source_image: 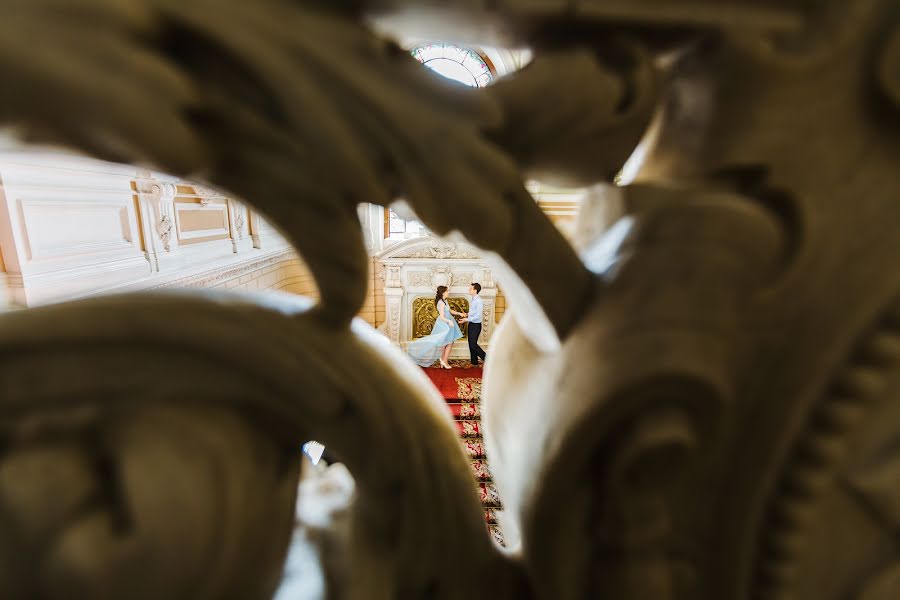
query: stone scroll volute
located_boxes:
[0,1,898,600]
[482,185,787,599]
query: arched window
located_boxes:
[411,43,494,87]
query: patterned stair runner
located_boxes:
[423,361,503,545]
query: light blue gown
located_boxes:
[407,300,463,367]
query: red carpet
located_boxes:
[422,365,483,400]
[422,361,503,545]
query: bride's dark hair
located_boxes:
[434,286,448,307]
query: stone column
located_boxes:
[480,287,498,343]
[384,287,404,344]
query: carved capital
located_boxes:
[384,264,402,288]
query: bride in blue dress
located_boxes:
[407,285,463,369]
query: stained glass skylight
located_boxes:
[411,44,494,88]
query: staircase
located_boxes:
[422,361,503,545]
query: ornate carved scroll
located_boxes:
[483,187,787,599]
[0,1,898,599]
[0,292,519,599]
[1,0,595,338]
[753,295,900,600]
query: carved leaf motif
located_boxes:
[389,301,401,341]
[234,211,245,238]
[158,214,173,252]
[193,184,222,198]
[407,271,432,287]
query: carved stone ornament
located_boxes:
[193,184,223,205]
[388,299,401,343]
[407,271,432,287]
[234,209,245,239]
[384,264,402,288]
[158,213,173,252]
[430,265,451,287]
[136,180,177,252]
[393,239,480,260]
[136,180,177,201]
[193,184,218,196]
[0,1,898,599]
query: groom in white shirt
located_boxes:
[456,283,487,366]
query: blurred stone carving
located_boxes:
[0,293,523,599]
[0,0,898,599]
[158,214,173,251]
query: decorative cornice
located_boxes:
[151,249,296,290]
[377,236,482,260]
[193,184,224,198]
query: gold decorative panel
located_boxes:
[412,297,468,339]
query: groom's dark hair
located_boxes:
[472,283,482,294]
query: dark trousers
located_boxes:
[467,322,486,364]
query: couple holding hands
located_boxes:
[408,283,487,370]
